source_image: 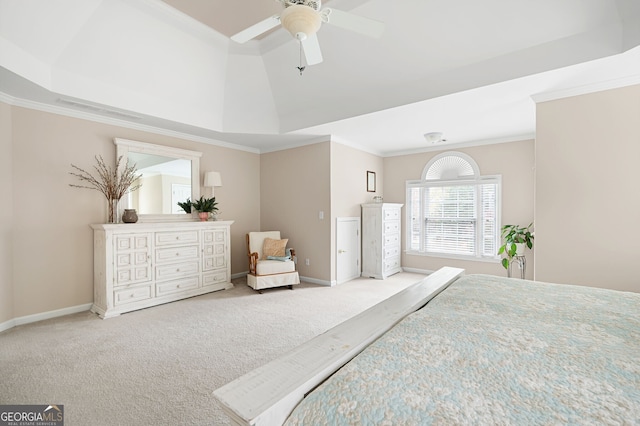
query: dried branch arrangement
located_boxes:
[70,155,141,222]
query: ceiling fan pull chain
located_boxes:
[297,41,306,76]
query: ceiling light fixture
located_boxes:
[280,3,322,76]
[281,4,322,42]
[424,132,445,144]
[231,0,384,74]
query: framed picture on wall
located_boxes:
[367,171,376,192]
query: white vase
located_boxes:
[515,243,526,256]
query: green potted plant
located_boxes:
[191,196,218,221]
[177,198,192,214]
[497,223,534,269]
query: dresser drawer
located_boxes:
[155,231,199,246]
[156,276,199,296]
[155,245,199,264]
[203,255,227,271]
[203,229,227,244]
[384,221,400,234]
[115,266,152,287]
[202,270,228,287]
[384,233,399,246]
[155,261,200,281]
[383,208,400,221]
[116,251,149,268]
[203,243,225,257]
[114,234,150,252]
[114,284,152,306]
[384,257,401,272]
[384,245,400,259]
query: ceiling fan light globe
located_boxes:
[281,4,321,39]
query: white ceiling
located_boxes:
[1,0,639,156]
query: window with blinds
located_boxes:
[407,152,500,260]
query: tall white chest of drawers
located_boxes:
[361,203,403,279]
[91,221,234,318]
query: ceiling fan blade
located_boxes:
[323,8,384,38]
[301,33,323,65]
[230,15,281,43]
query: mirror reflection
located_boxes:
[127,152,191,215]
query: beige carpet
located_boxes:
[0,272,427,425]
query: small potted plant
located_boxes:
[177,198,192,214]
[497,223,534,269]
[191,196,218,221]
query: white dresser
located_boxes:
[91,221,234,318]
[361,203,403,279]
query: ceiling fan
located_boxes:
[230,0,384,66]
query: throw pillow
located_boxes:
[266,255,291,261]
[263,238,288,258]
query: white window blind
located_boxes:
[425,185,475,255]
[406,153,500,260]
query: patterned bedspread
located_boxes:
[285,274,640,425]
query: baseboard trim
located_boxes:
[300,276,334,287]
[231,271,249,280]
[0,303,93,333]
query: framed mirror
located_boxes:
[115,138,202,222]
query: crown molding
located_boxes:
[258,134,331,154]
[383,133,536,157]
[531,74,640,103]
[0,90,260,154]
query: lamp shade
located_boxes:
[281,4,321,40]
[204,171,222,187]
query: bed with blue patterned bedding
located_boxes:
[284,274,640,425]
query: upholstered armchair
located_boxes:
[246,231,300,292]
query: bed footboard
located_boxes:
[213,267,465,426]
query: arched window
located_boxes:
[406,152,501,260]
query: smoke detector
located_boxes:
[424,132,446,144]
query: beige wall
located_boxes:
[535,85,640,292]
[4,84,637,324]
[330,142,384,281]
[260,141,383,284]
[331,142,384,219]
[260,142,332,282]
[384,140,536,278]
[0,102,14,323]
[7,104,260,318]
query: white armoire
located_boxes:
[361,203,403,279]
[91,220,233,318]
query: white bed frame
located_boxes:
[213,267,465,425]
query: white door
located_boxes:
[337,217,361,284]
[171,184,191,214]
